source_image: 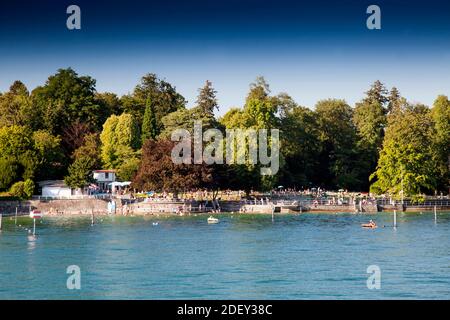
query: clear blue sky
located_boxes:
[1,0,449,115]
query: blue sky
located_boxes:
[1,0,449,115]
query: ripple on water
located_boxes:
[0,212,449,299]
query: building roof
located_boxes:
[38,180,71,188]
[93,170,116,173]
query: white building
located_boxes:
[39,180,73,198]
[93,170,117,191]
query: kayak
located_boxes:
[361,224,377,228]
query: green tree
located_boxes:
[126,73,186,131]
[100,113,140,169]
[353,83,388,189]
[32,130,64,181]
[315,99,361,189]
[0,125,38,183]
[195,80,219,117]
[0,157,19,190]
[95,92,123,124]
[0,81,35,128]
[9,179,35,199]
[31,68,101,133]
[279,105,321,188]
[387,87,401,114]
[246,76,270,103]
[364,80,389,108]
[371,104,437,196]
[73,133,102,169]
[141,98,158,143]
[100,115,120,168]
[117,157,141,181]
[431,95,450,192]
[218,77,280,193]
[64,156,95,189]
[115,113,140,150]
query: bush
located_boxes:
[0,157,19,190]
[9,179,35,200]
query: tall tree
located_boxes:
[64,156,95,189]
[73,133,102,169]
[95,92,123,123]
[132,139,212,193]
[387,87,401,114]
[431,95,450,192]
[141,98,158,143]
[127,73,186,131]
[370,104,437,196]
[32,130,65,181]
[0,81,35,128]
[364,80,389,109]
[246,76,271,103]
[315,99,361,189]
[100,113,140,169]
[195,80,219,117]
[279,105,321,188]
[0,125,38,185]
[31,68,101,133]
[353,86,388,189]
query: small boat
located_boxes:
[207,216,219,224]
[361,223,377,229]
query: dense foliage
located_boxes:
[0,68,448,199]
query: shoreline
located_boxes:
[1,198,449,218]
[3,209,449,221]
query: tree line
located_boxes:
[0,68,448,199]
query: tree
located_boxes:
[0,125,34,158]
[100,113,140,169]
[141,98,158,143]
[73,133,102,169]
[117,157,141,181]
[132,139,212,193]
[0,157,19,190]
[61,120,93,157]
[195,80,219,117]
[100,115,120,168]
[64,156,95,189]
[115,113,140,150]
[370,104,437,196]
[32,130,65,181]
[364,80,388,108]
[387,87,401,114]
[0,81,34,128]
[279,105,321,188]
[246,76,271,103]
[0,125,39,183]
[31,68,101,133]
[95,92,123,122]
[126,73,186,131]
[431,95,450,192]
[353,87,387,189]
[218,78,281,193]
[315,99,361,189]
[9,179,35,199]
[160,105,220,139]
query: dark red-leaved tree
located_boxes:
[132,139,213,194]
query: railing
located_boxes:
[377,199,450,206]
[31,194,113,200]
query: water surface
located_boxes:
[0,212,449,299]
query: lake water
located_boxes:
[0,212,449,299]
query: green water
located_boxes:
[0,212,449,299]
